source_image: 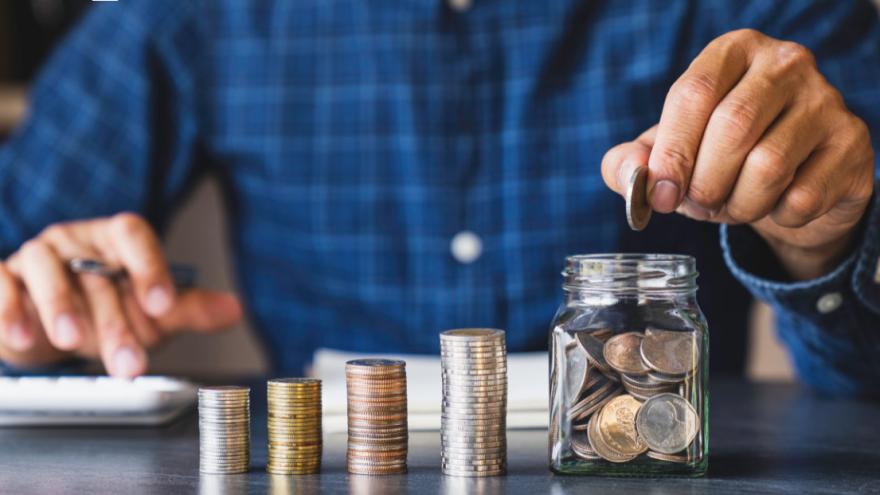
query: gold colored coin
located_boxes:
[596,394,647,457]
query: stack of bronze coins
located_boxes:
[440,329,508,477]
[198,386,251,474]
[345,359,409,475]
[267,378,323,474]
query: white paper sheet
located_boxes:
[312,348,549,432]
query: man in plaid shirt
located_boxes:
[1,0,879,395]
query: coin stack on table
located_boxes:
[198,386,251,474]
[566,327,701,463]
[345,359,409,475]
[440,328,508,477]
[267,378,323,475]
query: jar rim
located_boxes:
[565,253,695,264]
[562,253,698,294]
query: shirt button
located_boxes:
[816,292,843,314]
[448,0,472,12]
[451,231,482,264]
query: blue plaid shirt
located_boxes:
[3,0,880,394]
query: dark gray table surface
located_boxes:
[0,377,878,495]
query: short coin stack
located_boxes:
[440,328,508,477]
[345,359,409,475]
[198,386,251,474]
[267,378,323,474]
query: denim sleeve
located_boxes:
[0,0,203,258]
[721,188,880,396]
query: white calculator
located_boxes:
[0,375,197,426]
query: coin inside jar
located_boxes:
[595,394,647,458]
[604,332,651,376]
[635,393,700,454]
[640,328,699,376]
[587,410,637,463]
[576,332,611,372]
[565,342,589,404]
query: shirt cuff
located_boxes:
[720,186,880,319]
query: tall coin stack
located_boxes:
[199,386,251,474]
[345,359,409,475]
[267,378,323,475]
[440,328,508,477]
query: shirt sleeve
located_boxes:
[0,0,204,258]
[721,192,880,397]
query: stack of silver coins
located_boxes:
[346,359,409,475]
[440,329,508,477]
[198,386,251,474]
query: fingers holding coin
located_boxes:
[602,29,874,276]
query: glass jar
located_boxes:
[548,254,708,477]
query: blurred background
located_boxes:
[0,0,793,381]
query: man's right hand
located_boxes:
[0,213,243,377]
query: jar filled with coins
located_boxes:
[548,254,708,476]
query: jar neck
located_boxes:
[563,287,697,303]
[561,254,698,300]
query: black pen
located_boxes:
[67,258,198,289]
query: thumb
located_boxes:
[157,290,243,334]
[601,126,657,196]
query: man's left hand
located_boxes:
[602,29,874,280]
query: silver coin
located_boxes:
[570,430,600,460]
[565,342,589,405]
[621,381,676,400]
[199,385,250,395]
[441,456,506,465]
[576,332,610,371]
[621,372,672,388]
[635,393,700,454]
[441,445,506,455]
[625,165,651,231]
[443,376,506,383]
[440,328,506,339]
[570,385,622,421]
[441,466,506,477]
[646,370,687,384]
[442,404,506,413]
[441,458,506,468]
[440,422,507,432]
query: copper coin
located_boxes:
[625,165,651,231]
[640,328,698,376]
[604,332,651,375]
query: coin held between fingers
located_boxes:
[625,166,652,231]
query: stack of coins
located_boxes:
[440,328,508,477]
[198,386,251,474]
[345,359,409,475]
[564,327,701,464]
[267,378,323,475]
